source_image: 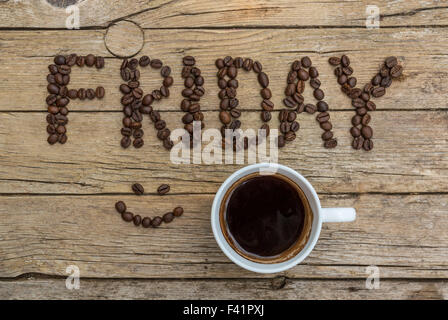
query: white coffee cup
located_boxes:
[211,163,356,273]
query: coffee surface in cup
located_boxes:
[224,175,306,258]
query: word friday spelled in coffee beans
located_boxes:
[44,54,403,151]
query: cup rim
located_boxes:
[211,163,323,273]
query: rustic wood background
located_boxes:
[0,0,447,300]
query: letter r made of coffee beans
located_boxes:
[45,54,403,152]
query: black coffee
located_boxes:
[224,175,306,258]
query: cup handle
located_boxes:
[321,208,356,223]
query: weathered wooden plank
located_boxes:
[0,28,447,112]
[1,277,447,300]
[0,0,447,28]
[0,194,447,279]
[0,111,447,194]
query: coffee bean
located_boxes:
[324,138,338,149]
[151,216,163,227]
[115,200,127,214]
[182,56,195,66]
[139,56,151,67]
[366,101,376,111]
[347,77,357,88]
[134,129,144,139]
[390,64,403,78]
[219,111,231,125]
[258,72,269,88]
[47,105,59,114]
[95,56,105,69]
[227,66,237,79]
[230,109,241,118]
[351,115,362,126]
[47,124,56,134]
[283,131,295,142]
[163,138,174,150]
[287,111,297,122]
[337,74,348,85]
[121,69,131,81]
[371,74,381,86]
[133,214,142,226]
[361,126,373,139]
[313,89,324,100]
[280,122,290,134]
[163,212,174,223]
[133,138,144,148]
[328,57,341,66]
[215,59,225,69]
[305,104,317,114]
[242,58,253,71]
[343,67,353,76]
[356,107,367,116]
[322,131,333,141]
[316,112,330,123]
[47,134,59,145]
[297,69,309,81]
[150,59,163,69]
[182,113,194,124]
[277,135,286,148]
[56,125,66,135]
[121,127,132,136]
[317,101,329,112]
[58,65,71,75]
[385,56,398,68]
[122,212,134,222]
[85,54,96,67]
[363,139,374,151]
[152,90,162,100]
[86,89,95,100]
[352,98,366,108]
[309,67,319,78]
[121,136,131,148]
[54,55,66,65]
[253,61,262,73]
[372,87,386,98]
[157,184,170,195]
[47,84,59,95]
[290,121,300,132]
[173,207,184,217]
[260,88,272,99]
[341,55,350,67]
[95,86,105,99]
[350,126,361,137]
[352,136,364,150]
[142,217,152,228]
[310,78,321,89]
[320,121,332,131]
[161,66,171,78]
[283,96,296,108]
[261,111,271,122]
[164,76,174,87]
[160,86,170,97]
[58,134,67,144]
[380,65,390,77]
[301,56,312,68]
[132,183,144,195]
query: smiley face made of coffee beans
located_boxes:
[45,54,403,152]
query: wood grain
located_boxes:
[1,277,447,300]
[0,0,447,28]
[0,111,447,194]
[0,194,447,279]
[0,28,447,112]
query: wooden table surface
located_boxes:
[1,0,448,300]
